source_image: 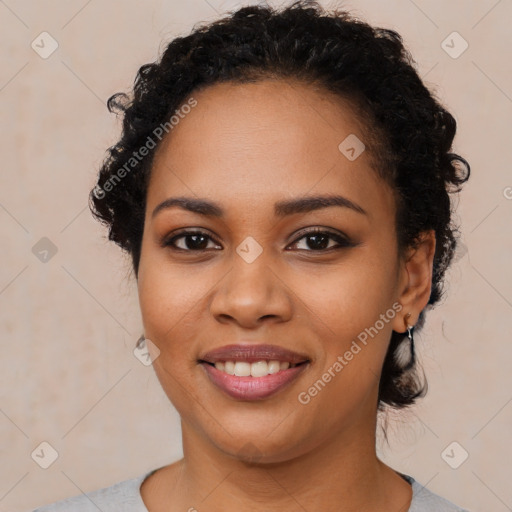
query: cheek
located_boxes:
[293,250,399,406]
[137,240,206,331]
[296,249,399,332]
[137,261,203,409]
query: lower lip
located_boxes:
[200,362,309,401]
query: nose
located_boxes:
[209,250,293,329]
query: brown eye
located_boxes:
[162,230,221,251]
[288,228,355,252]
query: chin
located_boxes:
[206,424,313,465]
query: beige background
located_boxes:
[1,1,511,511]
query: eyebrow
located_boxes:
[151,194,367,219]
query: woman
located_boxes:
[34,1,470,510]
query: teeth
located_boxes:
[250,361,270,378]
[224,361,235,375]
[268,360,281,374]
[213,360,300,377]
[234,362,251,377]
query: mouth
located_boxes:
[198,344,311,400]
[199,360,310,400]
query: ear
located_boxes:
[392,229,436,333]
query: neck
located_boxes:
[160,412,408,512]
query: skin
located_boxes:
[136,79,436,512]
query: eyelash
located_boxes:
[161,227,355,253]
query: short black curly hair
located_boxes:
[89,0,470,411]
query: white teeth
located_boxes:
[268,361,281,374]
[213,359,301,377]
[234,361,251,377]
[250,361,269,378]
[224,361,235,375]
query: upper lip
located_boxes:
[199,344,310,365]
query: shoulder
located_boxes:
[403,473,470,512]
[31,471,155,512]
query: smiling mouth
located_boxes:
[199,359,310,401]
[199,359,309,378]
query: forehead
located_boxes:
[147,79,394,221]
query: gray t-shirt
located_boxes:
[31,469,469,511]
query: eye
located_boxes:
[162,229,221,251]
[161,227,355,253]
[287,227,355,252]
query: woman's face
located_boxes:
[137,79,411,462]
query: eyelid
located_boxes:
[161,226,355,252]
[288,226,351,244]
[287,227,355,251]
[160,228,221,249]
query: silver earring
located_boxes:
[136,333,145,349]
[402,323,415,371]
[394,313,416,370]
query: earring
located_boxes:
[136,333,145,349]
[402,313,416,371]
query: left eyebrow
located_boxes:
[274,194,367,217]
[151,194,367,219]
